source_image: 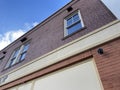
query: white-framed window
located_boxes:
[5,43,30,69]
[64,10,84,36]
[19,43,30,62]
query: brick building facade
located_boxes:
[0,0,120,90]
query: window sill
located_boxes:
[62,26,87,40]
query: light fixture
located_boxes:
[67,6,73,12]
[3,51,6,54]
[20,37,27,42]
[97,48,104,55]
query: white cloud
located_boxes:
[0,22,39,50]
[32,22,39,27]
[24,22,39,30]
[0,30,25,50]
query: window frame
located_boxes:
[4,42,30,69]
[64,10,84,36]
[5,47,21,68]
[18,43,30,62]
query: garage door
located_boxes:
[8,58,103,90]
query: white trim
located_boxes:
[0,20,120,86]
[64,19,67,36]
[78,10,84,27]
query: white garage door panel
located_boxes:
[8,58,103,90]
[33,59,103,90]
[8,88,17,90]
[18,82,32,90]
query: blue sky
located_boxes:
[0,0,71,50]
[0,0,72,34]
[0,0,120,50]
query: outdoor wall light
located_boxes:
[97,48,104,55]
[20,37,27,43]
[3,51,6,54]
[67,6,73,12]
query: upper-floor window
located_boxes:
[64,11,84,36]
[19,43,29,61]
[5,43,30,69]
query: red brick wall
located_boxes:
[92,38,120,90]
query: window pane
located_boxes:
[6,58,15,68]
[67,17,72,26]
[22,44,29,52]
[13,48,20,58]
[7,48,20,67]
[67,22,82,35]
[10,58,16,66]
[73,14,80,23]
[19,53,26,61]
